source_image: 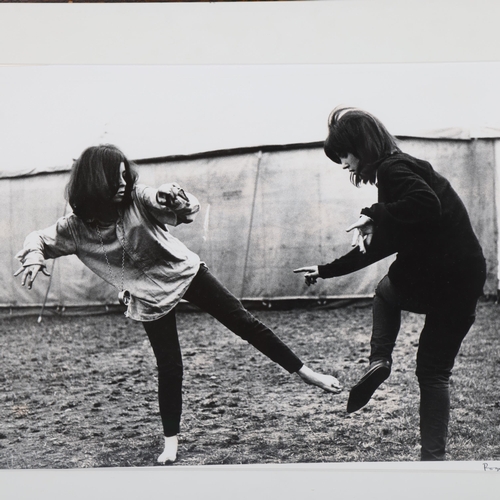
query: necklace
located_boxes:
[96,217,131,306]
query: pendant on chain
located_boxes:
[96,218,132,307]
[118,290,131,306]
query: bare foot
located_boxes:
[158,435,178,464]
[297,365,342,394]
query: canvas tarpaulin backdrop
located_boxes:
[2,134,498,310]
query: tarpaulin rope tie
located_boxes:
[37,199,69,323]
[241,150,262,299]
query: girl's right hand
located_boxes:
[14,264,50,290]
[346,215,374,254]
[293,266,319,286]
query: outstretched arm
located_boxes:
[295,221,396,284]
[14,217,77,290]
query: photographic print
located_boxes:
[1,2,500,499]
[1,62,500,469]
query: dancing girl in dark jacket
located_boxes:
[295,107,486,460]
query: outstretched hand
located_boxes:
[346,215,374,254]
[14,264,50,290]
[294,266,319,286]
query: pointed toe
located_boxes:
[347,360,391,413]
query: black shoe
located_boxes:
[346,360,391,413]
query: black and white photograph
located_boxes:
[1,2,500,499]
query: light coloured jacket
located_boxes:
[17,184,201,321]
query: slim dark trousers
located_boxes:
[370,275,481,461]
[143,264,303,437]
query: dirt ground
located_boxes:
[1,299,499,468]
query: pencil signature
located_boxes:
[483,463,500,472]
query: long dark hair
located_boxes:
[324,107,400,186]
[66,144,138,222]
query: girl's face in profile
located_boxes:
[111,162,127,203]
[339,153,359,174]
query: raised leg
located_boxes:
[184,264,341,393]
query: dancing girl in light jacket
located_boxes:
[15,144,341,464]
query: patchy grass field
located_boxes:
[1,299,499,468]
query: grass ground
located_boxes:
[1,299,499,468]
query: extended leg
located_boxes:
[347,276,403,413]
[370,276,403,364]
[183,265,341,393]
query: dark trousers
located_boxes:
[143,264,303,437]
[370,273,483,460]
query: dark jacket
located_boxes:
[318,152,485,301]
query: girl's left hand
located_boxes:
[157,183,188,208]
[294,266,319,286]
[346,215,374,254]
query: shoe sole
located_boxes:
[346,364,391,413]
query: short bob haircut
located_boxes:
[324,107,400,186]
[66,144,138,222]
